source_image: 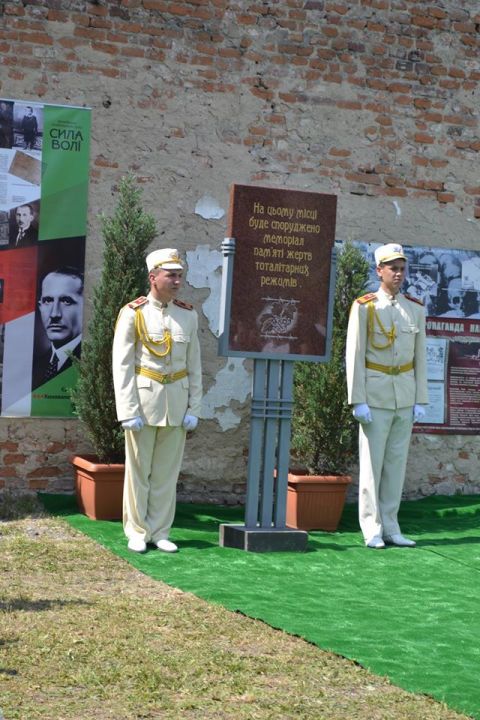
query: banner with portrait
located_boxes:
[0,99,91,417]
[355,241,480,434]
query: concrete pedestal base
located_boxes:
[219,524,308,553]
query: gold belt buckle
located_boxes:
[163,374,172,384]
[391,366,400,375]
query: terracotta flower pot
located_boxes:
[286,472,351,532]
[71,454,124,521]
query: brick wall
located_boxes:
[0,0,479,499]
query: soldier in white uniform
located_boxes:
[346,243,428,549]
[113,248,202,553]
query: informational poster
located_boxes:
[0,99,91,418]
[220,184,337,361]
[356,242,480,435]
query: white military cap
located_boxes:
[146,248,184,271]
[374,243,407,266]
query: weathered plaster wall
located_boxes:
[0,0,479,500]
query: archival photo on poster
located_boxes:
[355,241,480,435]
[0,98,91,419]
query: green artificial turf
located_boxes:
[40,493,480,719]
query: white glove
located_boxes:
[353,403,372,424]
[122,416,145,431]
[413,404,426,423]
[182,414,198,432]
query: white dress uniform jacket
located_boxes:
[346,287,428,409]
[113,293,202,425]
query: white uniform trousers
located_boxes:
[123,425,186,544]
[358,406,413,542]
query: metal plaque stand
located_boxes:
[219,358,308,551]
[218,237,307,551]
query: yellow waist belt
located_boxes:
[365,360,414,376]
[135,366,188,384]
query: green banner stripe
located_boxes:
[30,364,78,417]
[39,106,91,241]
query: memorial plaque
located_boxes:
[220,184,337,361]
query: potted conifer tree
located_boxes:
[288,241,369,531]
[70,175,156,519]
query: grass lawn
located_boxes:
[0,493,472,720]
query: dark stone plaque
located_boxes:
[225,184,337,360]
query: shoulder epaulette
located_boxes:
[127,296,148,309]
[356,293,377,305]
[173,298,193,311]
[404,293,424,306]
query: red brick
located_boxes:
[388,82,410,93]
[449,67,466,79]
[385,176,404,187]
[91,41,119,55]
[17,31,53,45]
[265,114,285,124]
[415,132,435,144]
[367,22,385,33]
[453,140,471,150]
[250,87,274,101]
[75,26,107,40]
[237,14,257,25]
[0,467,18,477]
[4,454,26,465]
[15,56,41,69]
[375,114,392,126]
[437,192,455,203]
[5,4,25,15]
[47,10,68,22]
[336,100,362,110]
[248,126,268,136]
[414,98,431,109]
[444,114,472,126]
[438,79,460,90]
[76,64,121,78]
[366,78,387,90]
[422,112,443,123]
[88,2,108,15]
[120,45,145,57]
[142,0,168,5]
[395,96,412,106]
[345,172,381,186]
[278,92,299,103]
[90,17,111,30]
[383,187,408,197]
[413,156,429,167]
[219,48,242,59]
[27,467,61,479]
[0,441,18,451]
[327,3,349,15]
[424,180,444,191]
[105,31,124,42]
[430,64,447,76]
[28,479,49,490]
[412,15,436,29]
[453,22,476,34]
[329,147,351,156]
